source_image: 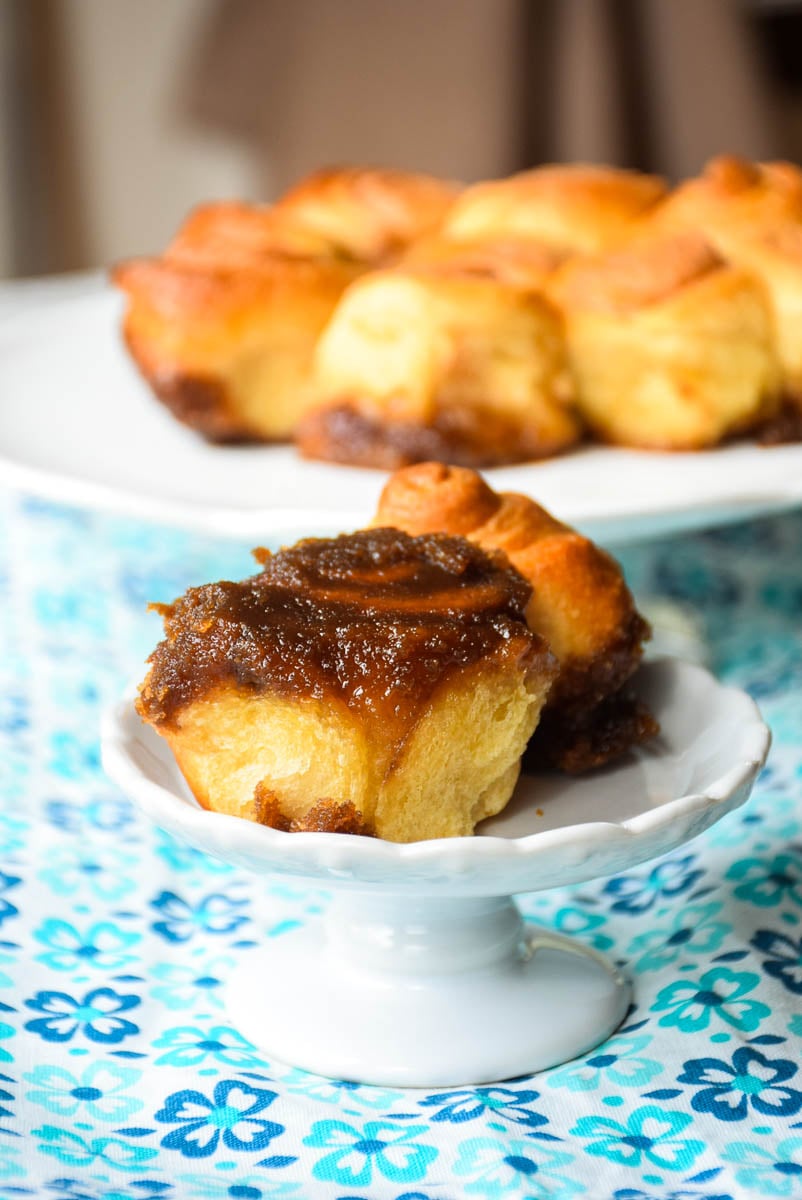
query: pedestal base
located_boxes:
[225,896,630,1087]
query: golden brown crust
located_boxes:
[547,230,781,450]
[650,155,802,250]
[301,267,580,468]
[297,399,580,470]
[164,202,320,267]
[403,235,567,290]
[442,164,667,254]
[268,166,460,263]
[113,254,360,442]
[548,232,724,315]
[371,463,653,770]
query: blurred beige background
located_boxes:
[3,0,802,279]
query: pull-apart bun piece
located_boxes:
[137,528,556,842]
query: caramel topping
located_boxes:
[138,528,539,730]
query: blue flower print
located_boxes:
[678,1048,802,1122]
[0,691,28,736]
[603,855,703,915]
[34,1126,156,1172]
[550,906,613,951]
[546,1032,663,1092]
[0,870,21,926]
[571,1105,704,1170]
[24,1061,143,1121]
[149,959,232,1011]
[0,814,28,857]
[155,1080,282,1158]
[34,920,140,971]
[651,967,769,1033]
[152,1024,266,1068]
[722,1136,802,1195]
[49,732,100,781]
[614,1192,732,1200]
[0,1021,15,1062]
[25,987,140,1043]
[626,901,729,972]
[452,1134,582,1197]
[418,1085,547,1128]
[37,845,137,900]
[653,556,740,608]
[173,1175,300,1199]
[45,794,134,834]
[42,1182,172,1200]
[278,1068,403,1110]
[303,1119,437,1187]
[151,892,249,943]
[727,853,802,908]
[752,930,802,994]
[154,830,233,876]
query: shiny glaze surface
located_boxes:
[138,527,543,729]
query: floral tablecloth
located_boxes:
[0,486,801,1200]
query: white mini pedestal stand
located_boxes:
[102,659,770,1088]
[226,893,630,1086]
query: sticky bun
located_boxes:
[137,528,556,842]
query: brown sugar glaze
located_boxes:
[138,528,545,741]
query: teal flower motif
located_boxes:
[152,1024,267,1068]
[49,731,100,780]
[626,901,729,972]
[551,906,613,951]
[722,1135,802,1195]
[546,1032,662,1092]
[37,844,138,900]
[651,967,769,1033]
[279,1067,403,1110]
[304,1119,437,1187]
[149,957,232,1011]
[0,814,28,856]
[24,1060,143,1121]
[154,829,234,874]
[727,853,802,908]
[571,1105,704,1170]
[0,1144,23,1182]
[33,1125,157,1171]
[452,1134,582,1197]
[0,1021,15,1062]
[34,918,140,971]
[175,1174,301,1198]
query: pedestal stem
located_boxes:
[325,894,525,975]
